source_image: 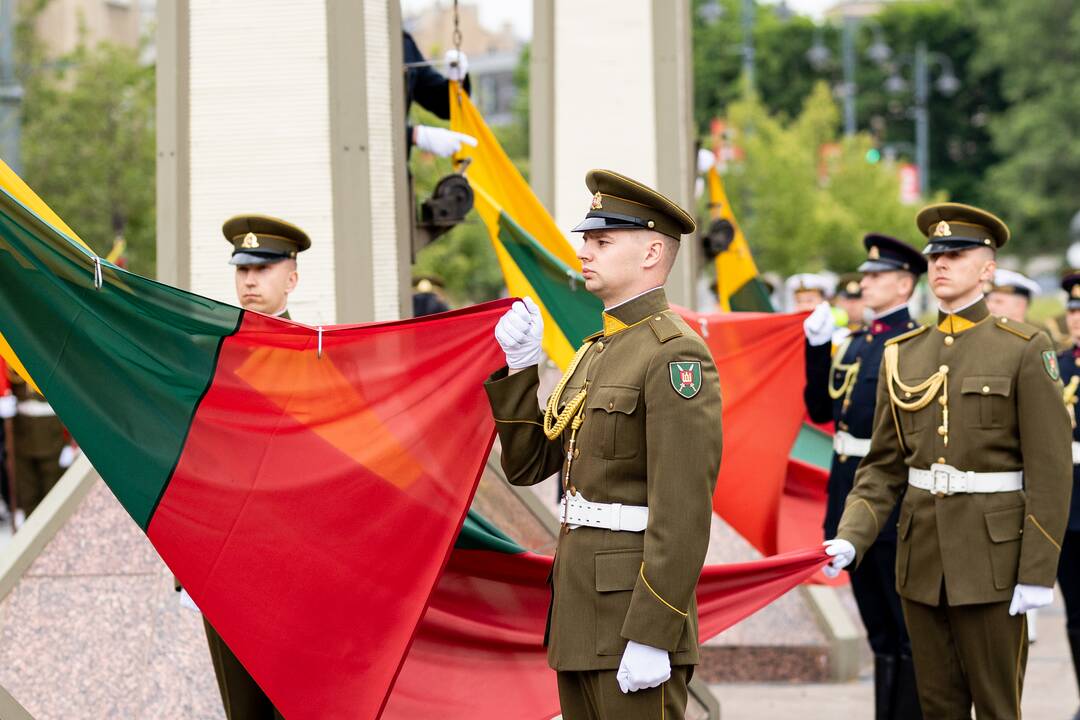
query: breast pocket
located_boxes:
[586,385,642,459]
[961,376,1012,429]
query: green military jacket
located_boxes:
[838,298,1072,606]
[485,288,723,671]
[10,374,65,459]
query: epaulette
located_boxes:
[994,317,1039,341]
[884,325,929,346]
[649,312,684,343]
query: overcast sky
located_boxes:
[399,0,838,40]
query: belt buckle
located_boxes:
[930,463,956,496]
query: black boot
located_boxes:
[1069,631,1080,720]
[891,654,923,720]
[874,654,897,720]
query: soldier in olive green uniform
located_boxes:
[186,215,310,720]
[824,203,1072,718]
[9,370,67,519]
[486,170,723,720]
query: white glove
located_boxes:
[444,49,468,81]
[0,393,14,419]
[494,297,544,369]
[803,301,835,347]
[823,538,855,578]
[58,445,78,469]
[697,147,717,175]
[413,125,478,158]
[616,640,671,693]
[1009,584,1054,616]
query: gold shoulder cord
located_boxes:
[544,340,599,507]
[883,343,949,447]
[1063,375,1079,429]
[828,338,860,411]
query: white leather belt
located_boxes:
[1073,441,1080,466]
[17,399,55,417]
[833,431,871,458]
[908,463,1023,496]
[561,492,649,532]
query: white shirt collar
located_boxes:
[604,286,664,312]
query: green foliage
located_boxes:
[969,0,1080,255]
[721,82,932,276]
[17,10,155,276]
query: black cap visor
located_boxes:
[921,238,990,256]
[858,259,909,273]
[572,211,649,234]
[230,250,291,266]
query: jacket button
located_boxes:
[608,401,614,410]
[982,385,990,393]
[937,426,947,436]
[596,342,605,353]
[944,336,954,346]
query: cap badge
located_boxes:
[591,192,603,210]
[241,232,260,249]
[868,245,880,260]
[933,221,952,237]
[1072,285,1080,299]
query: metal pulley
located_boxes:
[413,159,474,253]
[702,217,735,260]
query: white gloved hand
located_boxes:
[823,538,856,578]
[0,393,14,419]
[444,49,468,81]
[616,640,671,693]
[803,301,835,347]
[697,147,717,175]
[1009,584,1054,616]
[494,297,544,369]
[58,445,78,469]
[413,125,478,158]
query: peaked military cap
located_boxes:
[571,169,696,241]
[224,214,311,266]
[836,272,863,298]
[859,233,928,275]
[786,273,832,297]
[916,202,1009,255]
[1062,271,1080,310]
[988,268,1039,298]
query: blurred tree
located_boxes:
[693,0,1006,209]
[721,82,934,276]
[969,0,1080,256]
[18,12,155,275]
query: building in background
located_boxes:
[404,2,523,126]
[30,0,143,57]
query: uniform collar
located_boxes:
[602,287,669,336]
[937,297,989,335]
[869,304,911,335]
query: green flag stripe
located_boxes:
[456,509,525,554]
[0,188,242,528]
[789,423,833,470]
[728,277,775,313]
[496,211,603,344]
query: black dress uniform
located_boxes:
[403,31,471,152]
[804,234,925,719]
[1057,272,1080,720]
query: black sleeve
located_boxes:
[404,32,471,121]
[803,340,834,424]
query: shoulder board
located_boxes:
[884,325,929,346]
[649,312,684,343]
[994,318,1038,341]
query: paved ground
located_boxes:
[711,594,1078,719]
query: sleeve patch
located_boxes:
[1043,350,1061,381]
[669,361,702,398]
